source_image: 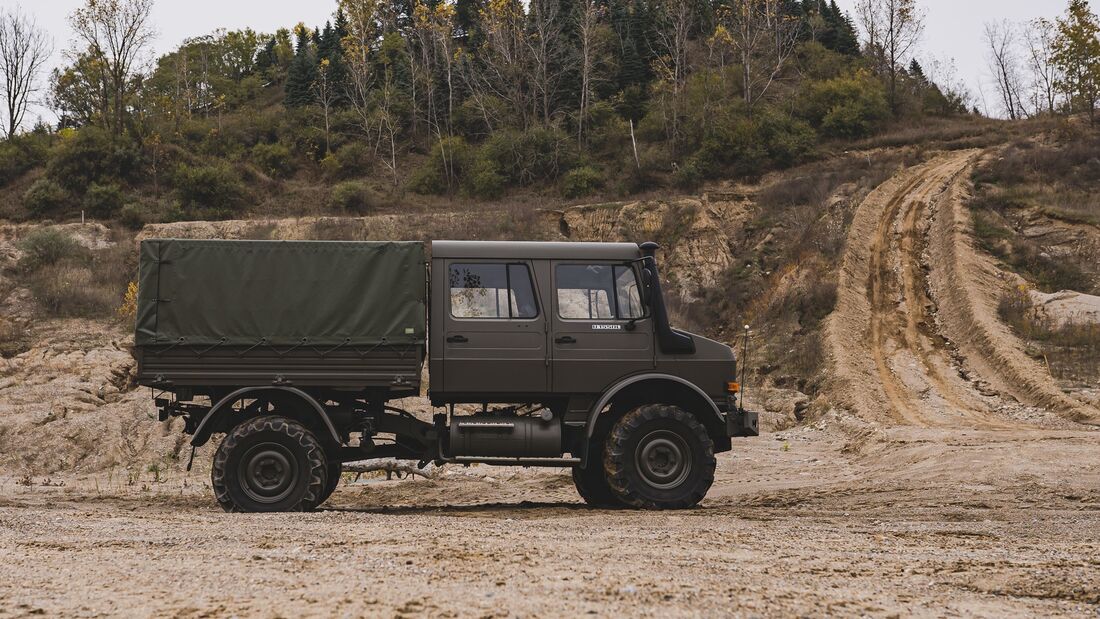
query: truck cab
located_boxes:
[137,239,757,513]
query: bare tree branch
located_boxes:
[0,7,53,137]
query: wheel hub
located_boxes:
[239,443,298,504]
[635,430,692,490]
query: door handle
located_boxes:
[555,336,577,344]
[446,335,468,343]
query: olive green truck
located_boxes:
[135,239,758,512]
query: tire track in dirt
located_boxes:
[827,150,1099,429]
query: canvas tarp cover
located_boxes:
[136,239,426,347]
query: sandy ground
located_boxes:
[1,422,1098,618]
[2,151,1099,617]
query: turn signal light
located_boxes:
[726,382,740,394]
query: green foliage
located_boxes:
[118,203,148,230]
[329,180,372,212]
[0,133,51,186]
[17,228,87,272]
[174,162,247,218]
[47,126,142,192]
[464,154,506,200]
[1052,0,1100,124]
[687,110,815,179]
[251,142,296,178]
[479,127,578,186]
[83,182,124,218]
[285,25,318,107]
[801,72,890,139]
[561,166,605,198]
[22,178,69,216]
[321,142,372,180]
[409,136,472,195]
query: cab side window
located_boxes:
[449,263,538,319]
[556,264,644,320]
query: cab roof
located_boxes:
[431,240,642,261]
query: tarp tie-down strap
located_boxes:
[238,338,267,357]
[194,338,228,356]
[313,338,351,358]
[151,337,186,356]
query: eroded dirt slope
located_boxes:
[826,150,1099,428]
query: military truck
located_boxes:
[135,239,757,512]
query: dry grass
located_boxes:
[16,228,136,320]
[998,286,1100,385]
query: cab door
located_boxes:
[441,261,548,395]
[550,262,653,393]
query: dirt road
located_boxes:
[1,152,1099,617]
[2,424,1098,618]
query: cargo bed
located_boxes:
[134,239,426,393]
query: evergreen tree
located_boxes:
[828,0,860,56]
[909,58,926,83]
[285,25,317,107]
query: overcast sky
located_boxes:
[0,0,1074,126]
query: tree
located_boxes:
[0,7,53,138]
[985,20,1025,120]
[284,23,316,107]
[50,51,110,128]
[69,0,157,135]
[1023,18,1060,115]
[576,0,605,143]
[856,0,924,113]
[1052,0,1100,126]
[527,0,569,125]
[313,58,337,154]
[713,0,801,111]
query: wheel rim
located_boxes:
[635,430,692,490]
[239,443,299,504]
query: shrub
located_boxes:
[672,160,703,190]
[801,71,890,139]
[409,136,472,195]
[17,228,87,272]
[251,142,296,178]
[47,126,142,192]
[0,133,50,186]
[322,142,371,180]
[174,162,247,218]
[22,178,69,216]
[329,180,372,212]
[464,154,506,200]
[479,127,578,186]
[118,203,148,230]
[561,166,604,198]
[83,182,124,219]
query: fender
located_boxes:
[585,373,724,439]
[190,386,341,447]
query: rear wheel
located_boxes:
[604,404,715,509]
[211,416,328,513]
[571,439,621,507]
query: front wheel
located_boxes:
[604,404,715,509]
[211,416,328,513]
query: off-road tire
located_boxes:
[604,404,715,509]
[571,439,621,508]
[211,416,328,513]
[317,460,343,505]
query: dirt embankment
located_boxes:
[826,150,1099,428]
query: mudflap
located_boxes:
[725,409,759,437]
